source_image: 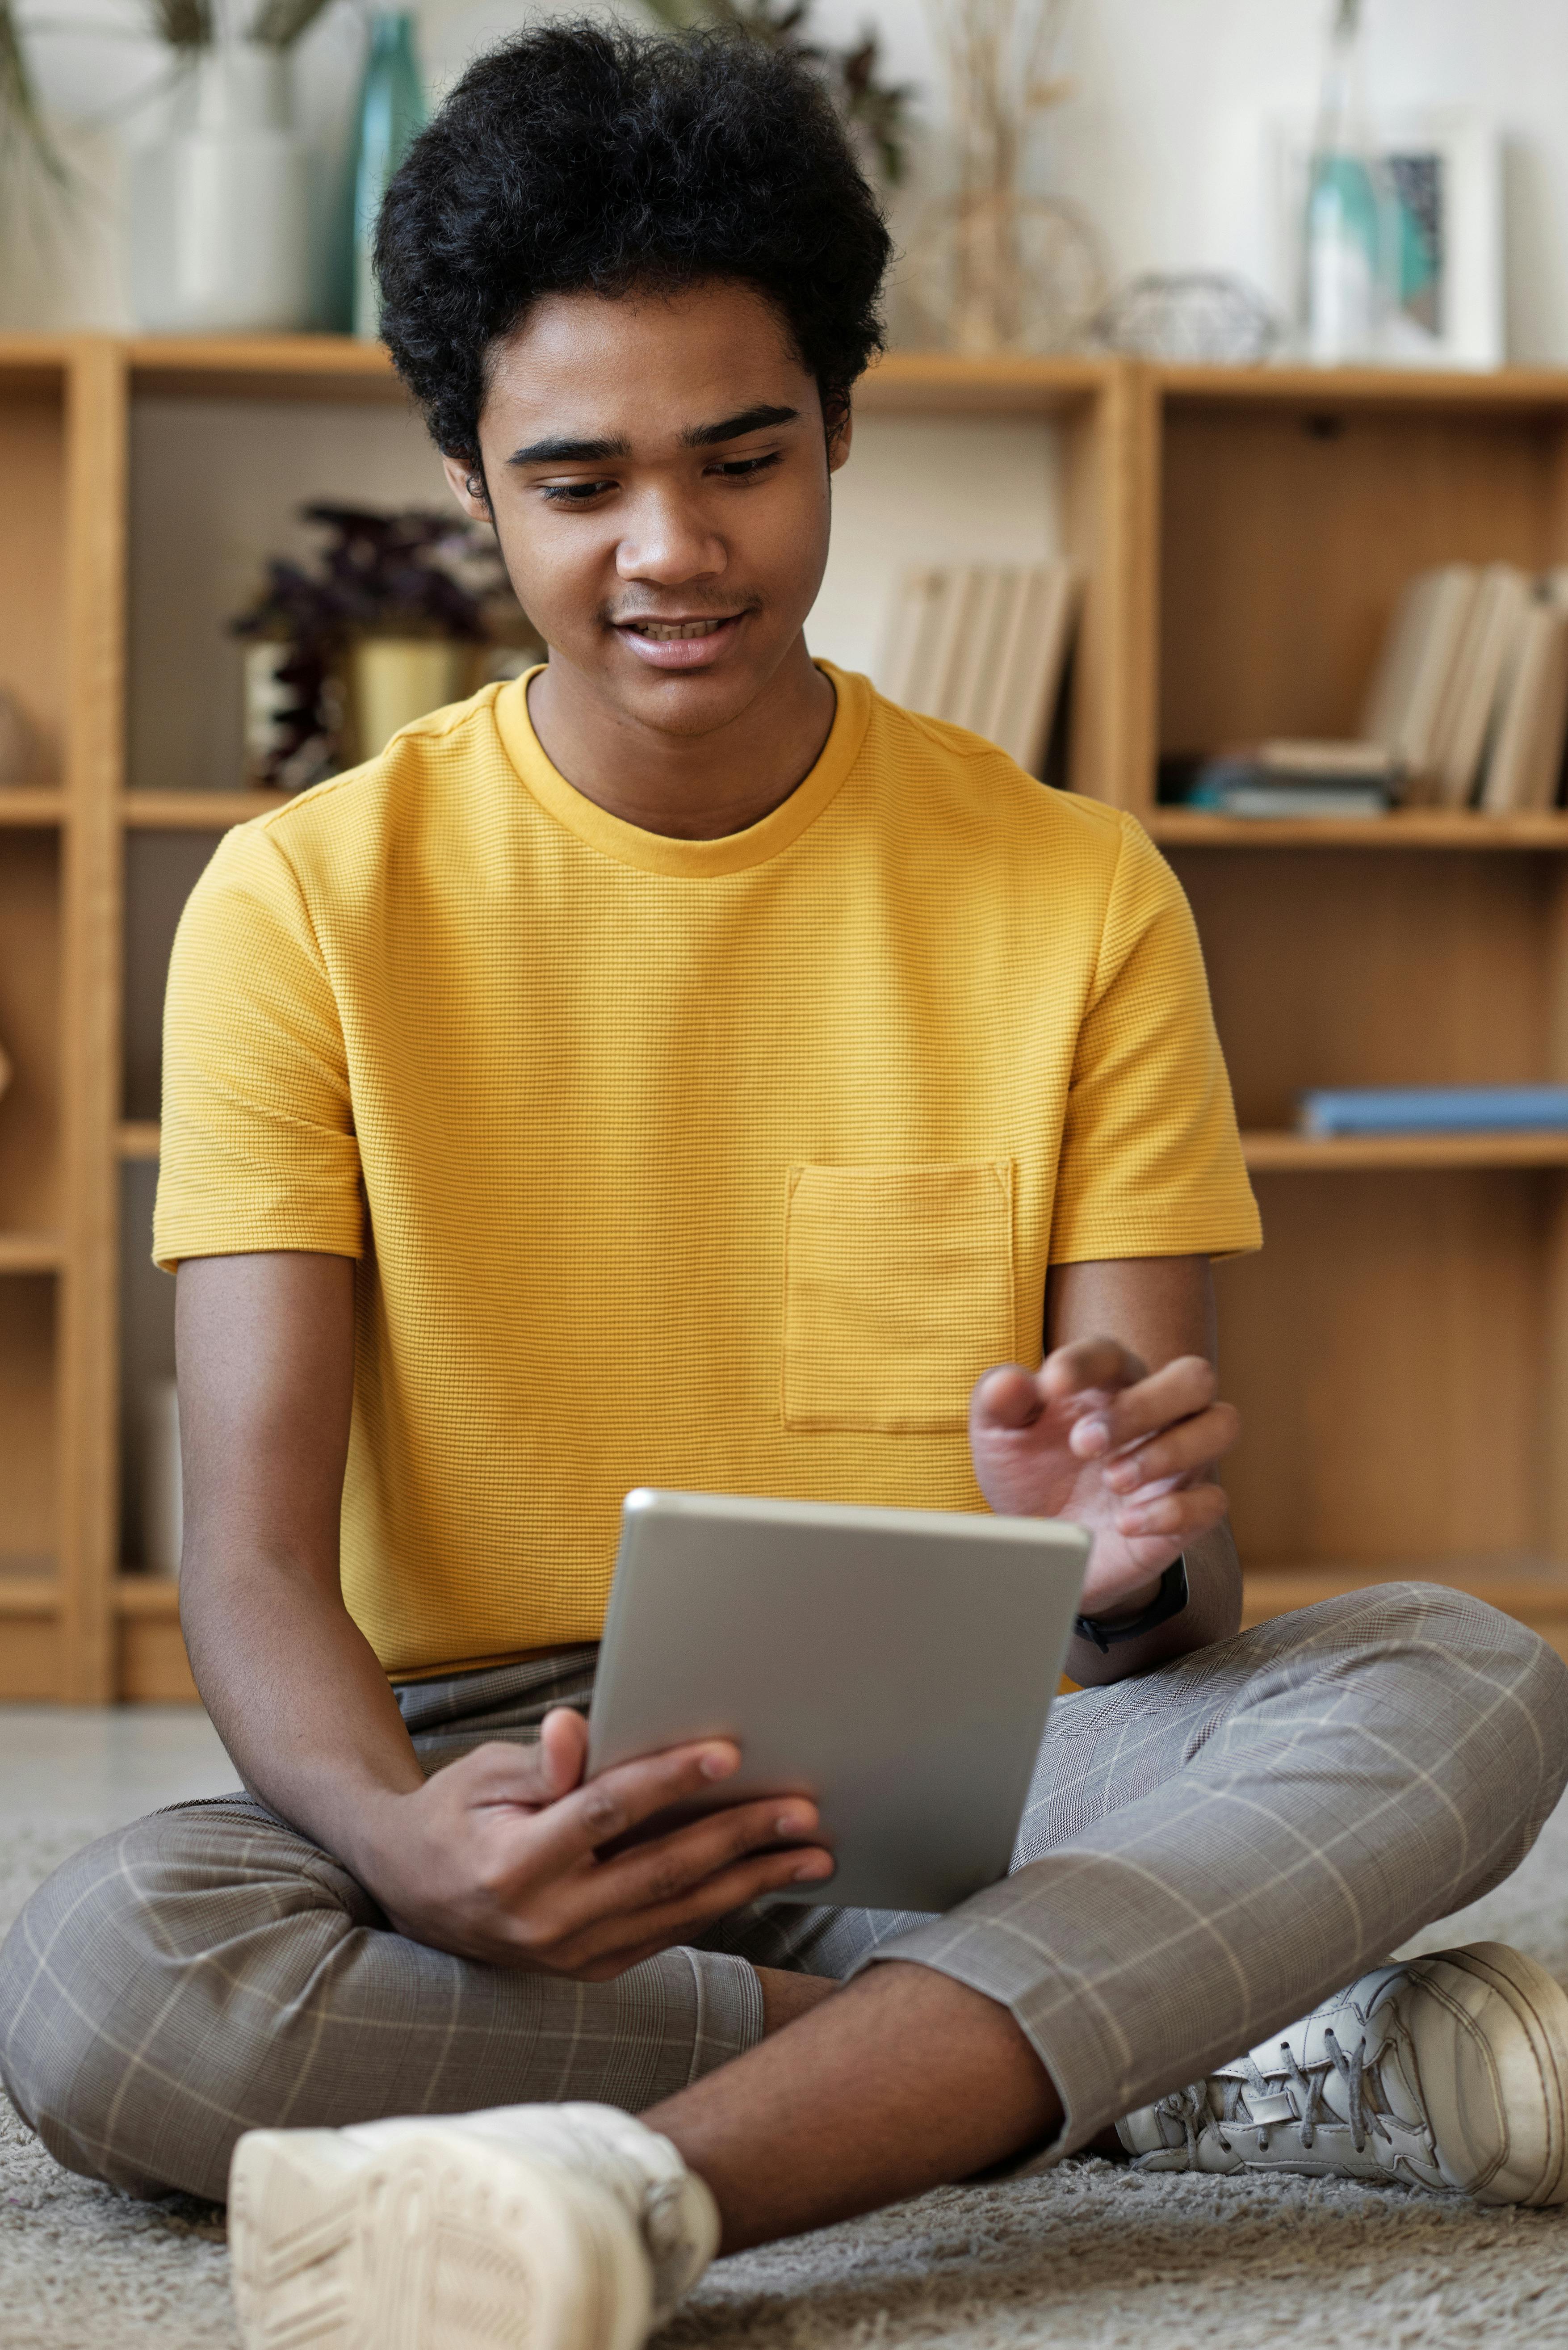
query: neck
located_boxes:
[525,638,837,840]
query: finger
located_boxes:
[969,1363,1044,1431]
[1068,1355,1218,1460]
[1113,1477,1230,1542]
[537,1707,589,1799]
[1100,1401,1241,1493]
[548,1843,838,1976]
[550,1796,828,1936]
[446,1737,562,1808]
[1038,1336,1149,1409]
[520,1738,744,1870]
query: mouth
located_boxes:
[613,610,749,670]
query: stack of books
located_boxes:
[1297,1085,1568,1138]
[1183,562,1568,818]
[880,563,1082,776]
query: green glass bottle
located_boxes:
[342,11,427,340]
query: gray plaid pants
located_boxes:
[4,1583,1565,2204]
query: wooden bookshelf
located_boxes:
[6,336,1568,1697]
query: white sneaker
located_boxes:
[228,2100,721,2350]
[1116,1943,1568,2206]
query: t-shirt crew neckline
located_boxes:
[493,658,870,878]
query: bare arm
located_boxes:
[968,1255,1243,1687]
[176,1251,833,1973]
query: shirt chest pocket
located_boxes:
[782,1161,1017,1432]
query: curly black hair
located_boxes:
[376,22,892,465]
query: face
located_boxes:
[444,279,851,739]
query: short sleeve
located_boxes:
[152,822,365,1272]
[1048,815,1261,1265]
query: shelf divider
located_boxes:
[1241,1129,1568,1172]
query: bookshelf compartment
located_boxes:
[0,828,62,1233]
[128,392,447,798]
[0,373,67,787]
[118,1159,176,1576]
[0,1273,59,1583]
[123,830,224,1125]
[1171,846,1568,1129]
[1217,1167,1561,1572]
[1158,394,1568,761]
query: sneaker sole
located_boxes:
[228,2125,654,2350]
[1443,1943,1568,2207]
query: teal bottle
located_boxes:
[340,12,427,340]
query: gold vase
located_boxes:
[349,637,474,764]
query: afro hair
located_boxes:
[376,21,893,463]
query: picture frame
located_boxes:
[1266,109,1503,370]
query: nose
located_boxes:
[615,483,725,589]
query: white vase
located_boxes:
[129,46,311,333]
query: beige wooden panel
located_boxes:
[0,387,66,780]
[119,1614,199,1702]
[0,827,61,1231]
[0,1617,61,1698]
[1160,403,1565,754]
[1173,846,1554,1129]
[1216,1170,1547,1567]
[0,1273,57,1563]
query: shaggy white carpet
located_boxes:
[4,1803,1568,2350]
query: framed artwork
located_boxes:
[1267,109,1503,370]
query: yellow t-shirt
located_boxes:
[155,664,1260,1680]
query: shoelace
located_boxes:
[1142,2025,1421,2166]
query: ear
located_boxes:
[442,450,493,521]
[823,394,854,475]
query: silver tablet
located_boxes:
[586,1490,1090,1913]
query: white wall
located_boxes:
[8,0,1568,357]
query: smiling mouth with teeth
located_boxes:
[622,616,735,640]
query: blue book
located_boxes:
[1297,1085,1568,1137]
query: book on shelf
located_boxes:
[1479,600,1568,813]
[1361,563,1479,789]
[1186,741,1394,818]
[880,562,1082,774]
[1428,562,1531,807]
[1297,1085,1568,1138]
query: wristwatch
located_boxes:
[1073,1555,1189,1654]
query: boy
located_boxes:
[4,28,1567,2350]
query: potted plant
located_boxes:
[233,502,542,786]
[127,0,341,332]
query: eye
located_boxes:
[711,451,784,482]
[537,478,615,504]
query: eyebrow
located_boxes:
[506,403,800,468]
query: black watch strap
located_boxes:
[1074,1554,1189,1654]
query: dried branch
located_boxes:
[248,0,337,50]
[143,0,211,49]
[0,0,71,183]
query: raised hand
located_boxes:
[968,1336,1240,1620]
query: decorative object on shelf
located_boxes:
[879,562,1080,775]
[232,503,543,785]
[1296,0,1388,364]
[336,9,426,339]
[126,2,340,332]
[140,1377,183,1579]
[0,684,42,782]
[635,0,914,188]
[1267,8,1502,369]
[1087,273,1282,365]
[901,0,1103,354]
